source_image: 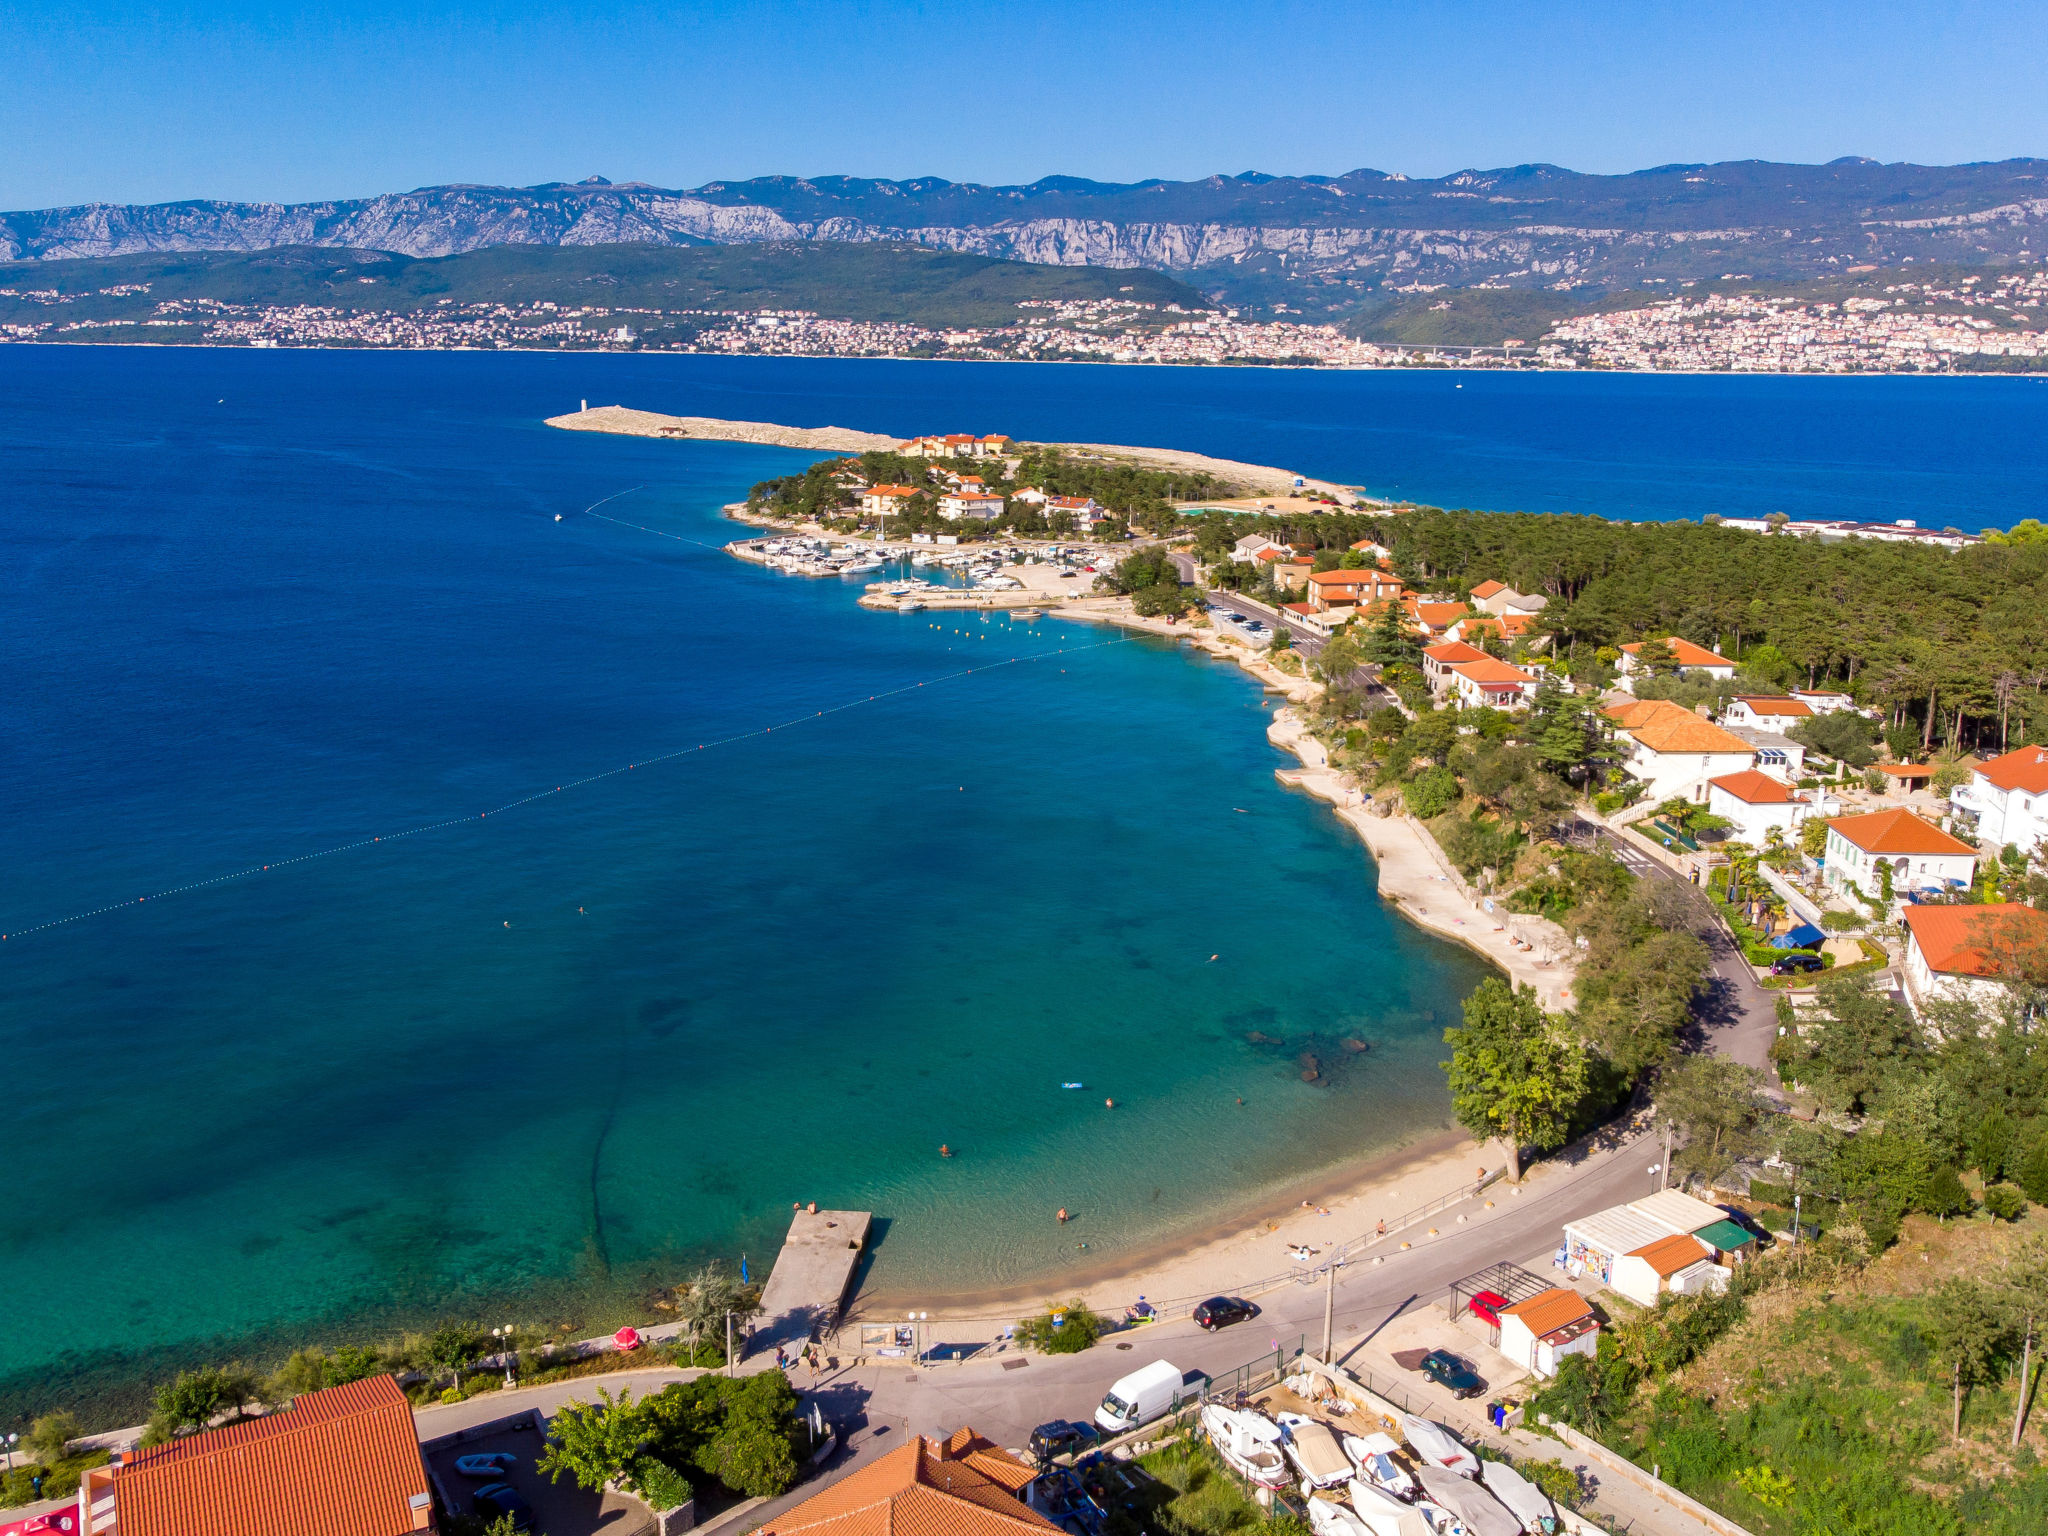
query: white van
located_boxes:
[1094,1359,1200,1435]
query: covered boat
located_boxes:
[1416,1466,1521,1536]
[1343,1431,1419,1501]
[1279,1414,1354,1489]
[1201,1403,1290,1489]
[1477,1461,1558,1534]
[1306,1494,1375,1536]
[1399,1416,1479,1479]
[1348,1479,1436,1536]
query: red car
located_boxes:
[1465,1290,1508,1327]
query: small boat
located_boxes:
[1400,1417,1479,1480]
[1307,1493,1376,1536]
[1415,1467,1519,1536]
[1201,1404,1289,1489]
[1348,1480,1435,1536]
[1343,1432,1418,1502]
[553,513,563,521]
[1278,1415,1352,1489]
[1476,1463,1556,1534]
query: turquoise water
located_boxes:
[6,348,2045,1419]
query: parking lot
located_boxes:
[424,1417,653,1536]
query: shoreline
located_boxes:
[9,340,2043,382]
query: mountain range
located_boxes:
[7,159,2047,316]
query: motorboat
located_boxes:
[1200,1403,1290,1489]
[840,557,883,574]
[1415,1466,1520,1536]
[1306,1493,1376,1536]
[1476,1462,1557,1534]
[1399,1416,1479,1479]
[1348,1479,1435,1536]
[1343,1432,1419,1501]
[1277,1414,1352,1489]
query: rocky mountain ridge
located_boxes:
[9,160,2047,315]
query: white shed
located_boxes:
[1610,1233,1720,1307]
[1495,1287,1601,1378]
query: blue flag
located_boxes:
[741,1254,749,1284]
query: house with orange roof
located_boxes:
[1706,769,1809,845]
[758,1427,1053,1536]
[1445,611,1545,650]
[78,1376,432,1536]
[939,490,1006,521]
[1789,687,1858,715]
[1495,1288,1601,1378]
[1615,637,1736,694]
[1468,580,1550,618]
[1403,598,1471,638]
[1439,654,1542,710]
[1901,901,2048,1012]
[1723,697,1814,730]
[1611,1233,1722,1308]
[1422,640,1491,693]
[1823,807,1978,906]
[1045,494,1110,531]
[1949,743,2048,853]
[1610,706,1756,802]
[860,484,920,517]
[1305,567,1405,617]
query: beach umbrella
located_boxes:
[614,1326,642,1351]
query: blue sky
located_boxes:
[4,0,2044,209]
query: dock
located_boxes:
[753,1209,873,1352]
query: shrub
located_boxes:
[26,1411,81,1467]
[1405,764,1461,819]
[1919,1164,1970,1218]
[1983,1182,2029,1221]
[1016,1302,1107,1354]
[632,1457,693,1510]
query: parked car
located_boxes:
[1193,1296,1259,1330]
[1029,1419,1101,1466]
[453,1453,517,1478]
[1771,953,1824,975]
[1418,1349,1486,1399]
[471,1484,534,1532]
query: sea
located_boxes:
[4,347,2045,1418]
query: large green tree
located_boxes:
[1442,979,1590,1181]
[539,1388,655,1492]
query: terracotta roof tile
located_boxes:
[1499,1287,1594,1337]
[1423,641,1490,664]
[1628,1233,1712,1278]
[1709,770,1799,804]
[1828,807,1976,856]
[1604,698,1694,730]
[1620,637,1730,668]
[1625,714,1754,755]
[111,1376,429,1536]
[1733,696,1814,717]
[1469,580,1508,599]
[1903,902,2048,978]
[1977,745,2048,795]
[1447,658,1538,686]
[762,1435,1055,1536]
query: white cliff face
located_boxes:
[7,172,2048,299]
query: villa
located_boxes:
[1948,743,2048,854]
[859,484,919,516]
[759,1427,1050,1536]
[1722,696,1815,730]
[1822,807,1977,906]
[1615,637,1736,694]
[1706,769,1808,845]
[1604,699,1755,802]
[1901,901,2048,1013]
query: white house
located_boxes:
[1901,902,2048,1014]
[937,492,1005,521]
[1722,697,1815,730]
[1790,688,1857,715]
[1615,637,1737,694]
[1468,579,1550,617]
[1823,808,1978,906]
[1047,494,1111,530]
[1611,1233,1722,1308]
[1422,641,1491,695]
[1495,1288,1600,1379]
[1233,533,1288,560]
[1707,770,1808,846]
[860,484,919,517]
[1604,699,1756,803]
[1443,656,1542,710]
[1949,743,2048,855]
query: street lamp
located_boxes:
[493,1325,516,1387]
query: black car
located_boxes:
[472,1483,535,1533]
[1771,953,1824,975]
[1029,1419,1101,1466]
[1193,1296,1258,1330]
[1419,1349,1486,1399]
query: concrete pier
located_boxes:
[754,1209,873,1352]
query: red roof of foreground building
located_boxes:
[1904,902,2048,978]
[1977,744,2048,795]
[1469,580,1508,599]
[760,1430,1053,1536]
[1710,770,1799,804]
[106,1376,430,1536]
[1423,641,1490,665]
[1828,807,1976,857]
[1620,637,1730,668]
[1733,696,1814,718]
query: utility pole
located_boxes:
[1321,1255,1337,1363]
[1662,1123,1673,1192]
[726,1312,735,1378]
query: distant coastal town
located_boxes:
[7,271,2048,371]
